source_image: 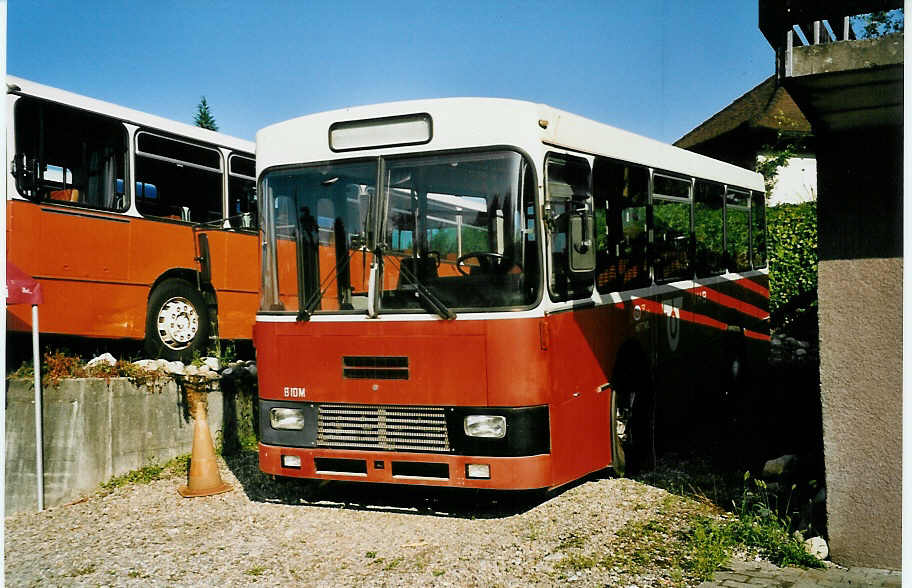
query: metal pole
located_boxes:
[1,2,8,580]
[32,304,43,511]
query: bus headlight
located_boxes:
[463,415,506,439]
[270,407,307,430]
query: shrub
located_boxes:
[767,202,817,328]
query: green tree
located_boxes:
[854,9,903,38]
[193,96,219,131]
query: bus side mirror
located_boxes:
[569,211,595,274]
[12,153,41,201]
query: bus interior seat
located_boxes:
[49,189,79,202]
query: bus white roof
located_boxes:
[8,75,255,153]
[256,97,764,192]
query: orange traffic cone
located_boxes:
[179,383,232,497]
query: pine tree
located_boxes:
[193,96,219,131]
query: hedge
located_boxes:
[767,201,818,325]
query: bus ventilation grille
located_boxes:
[316,403,450,453]
[342,356,409,380]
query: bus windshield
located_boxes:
[260,149,539,315]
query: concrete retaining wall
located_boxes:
[5,377,224,514]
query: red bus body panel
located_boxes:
[6,199,260,340]
[255,270,768,490]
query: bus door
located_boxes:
[220,152,260,294]
[544,153,609,483]
[197,152,260,339]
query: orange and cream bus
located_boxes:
[6,77,259,360]
[253,99,768,489]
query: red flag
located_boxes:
[6,261,43,305]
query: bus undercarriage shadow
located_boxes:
[222,450,602,519]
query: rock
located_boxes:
[184,364,199,376]
[221,366,236,378]
[795,348,808,357]
[804,536,828,560]
[87,353,117,367]
[198,364,212,374]
[132,359,160,372]
[202,357,221,372]
[813,486,826,504]
[246,365,257,378]
[165,361,185,375]
[543,552,564,562]
[762,454,798,479]
[203,371,220,381]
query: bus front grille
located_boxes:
[316,403,450,453]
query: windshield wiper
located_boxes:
[380,249,456,320]
[297,248,357,321]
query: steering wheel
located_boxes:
[456,252,505,276]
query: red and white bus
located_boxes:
[254,99,768,489]
[6,77,259,360]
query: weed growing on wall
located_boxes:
[99,454,190,492]
[8,350,168,390]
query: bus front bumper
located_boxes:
[259,444,552,490]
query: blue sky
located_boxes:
[9,1,775,145]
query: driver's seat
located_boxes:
[397,256,438,288]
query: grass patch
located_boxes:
[99,454,190,491]
[557,532,586,550]
[556,473,822,586]
[67,564,96,577]
[245,565,267,576]
[718,476,823,567]
[558,552,598,571]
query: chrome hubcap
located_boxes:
[616,406,629,444]
[157,296,199,350]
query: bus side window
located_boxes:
[725,189,751,272]
[13,97,127,212]
[694,181,725,277]
[228,154,257,230]
[593,158,649,293]
[651,174,692,283]
[134,132,223,223]
[751,191,767,269]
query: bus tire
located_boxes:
[612,354,656,476]
[610,387,627,477]
[144,279,210,362]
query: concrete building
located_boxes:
[675,75,817,205]
[759,0,903,569]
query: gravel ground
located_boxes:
[5,452,703,587]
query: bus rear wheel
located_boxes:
[145,279,210,362]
